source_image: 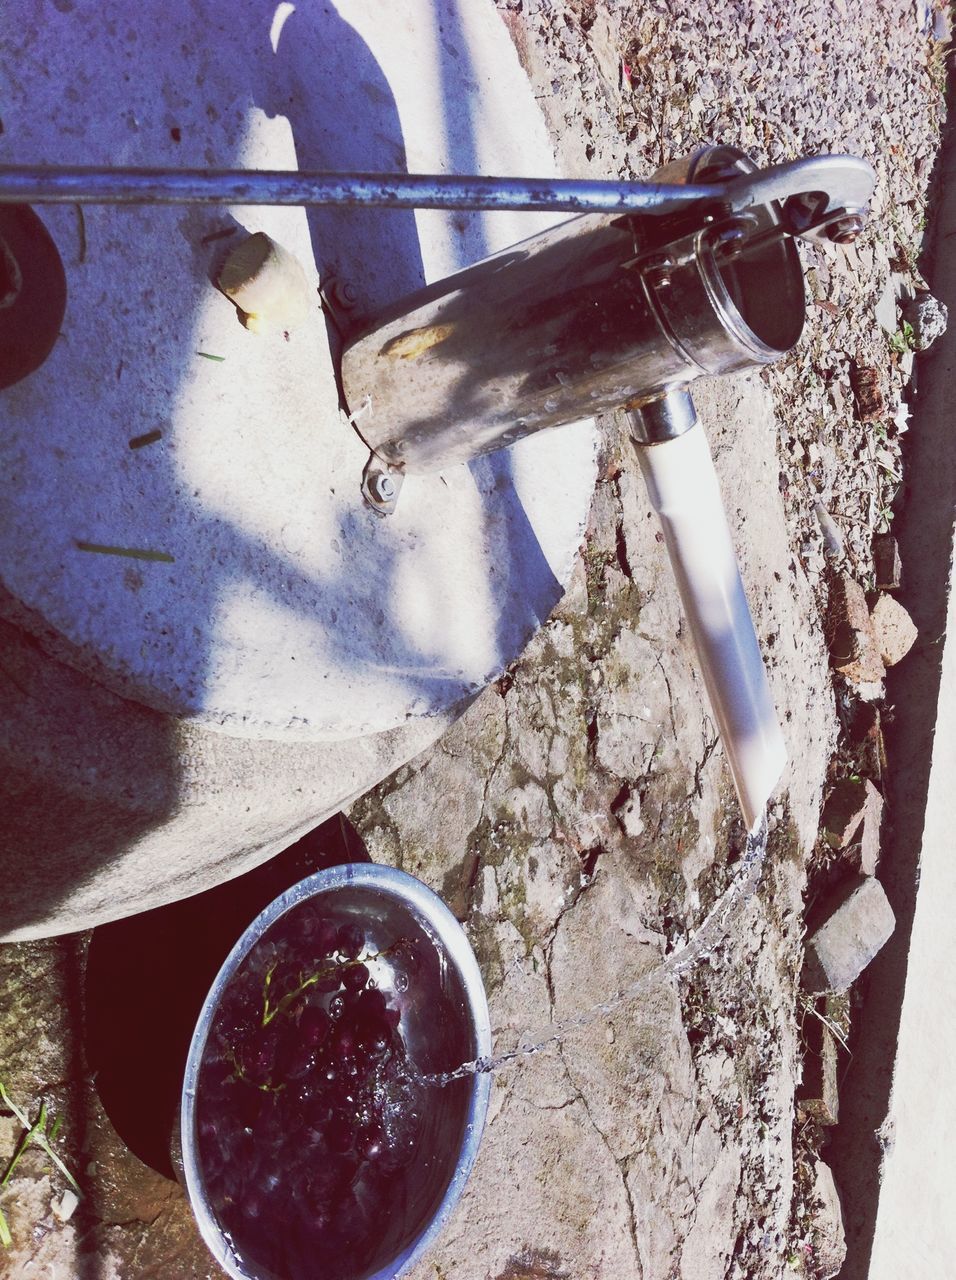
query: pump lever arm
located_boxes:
[0,155,875,229]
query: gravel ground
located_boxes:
[501,0,946,602]
[0,3,949,1279]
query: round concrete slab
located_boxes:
[0,0,598,938]
[0,0,596,742]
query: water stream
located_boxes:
[418,812,770,1087]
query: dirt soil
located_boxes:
[0,2,948,1279]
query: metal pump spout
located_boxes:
[627,388,787,832]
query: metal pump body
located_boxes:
[340,146,871,471]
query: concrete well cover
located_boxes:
[0,0,597,742]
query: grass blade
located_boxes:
[0,1205,11,1249]
[0,1085,80,1196]
[74,541,175,563]
[1,1099,47,1188]
[0,1129,31,1188]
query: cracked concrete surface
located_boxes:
[0,407,820,1280]
[347,375,828,1279]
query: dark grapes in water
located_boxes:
[195,907,425,1280]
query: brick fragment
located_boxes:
[798,998,842,1126]
[849,361,885,422]
[872,534,902,591]
[826,574,884,685]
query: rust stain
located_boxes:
[380,323,454,361]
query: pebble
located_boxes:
[52,1189,78,1222]
[813,503,845,560]
[803,876,895,994]
[901,291,948,351]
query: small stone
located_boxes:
[870,594,918,666]
[217,232,312,333]
[613,787,645,838]
[872,534,902,590]
[901,290,948,351]
[803,876,896,994]
[826,574,884,685]
[857,780,884,876]
[809,1160,847,1279]
[853,678,886,704]
[52,1189,79,1222]
[820,777,868,849]
[849,361,885,423]
[814,502,845,559]
[874,276,898,335]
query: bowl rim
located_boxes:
[179,861,493,1280]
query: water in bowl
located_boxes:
[195,892,474,1280]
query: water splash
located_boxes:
[419,812,770,1087]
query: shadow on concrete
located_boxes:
[0,0,424,938]
[828,67,956,1280]
[83,813,368,1181]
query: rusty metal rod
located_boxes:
[0,156,874,218]
[0,165,719,214]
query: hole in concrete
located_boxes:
[579,844,603,880]
[84,814,369,1178]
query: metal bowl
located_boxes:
[180,863,491,1280]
